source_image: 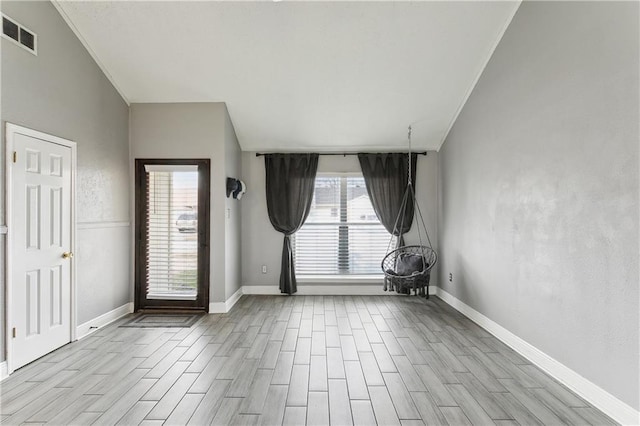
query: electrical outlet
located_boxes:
[262,265,267,274]
[449,273,453,282]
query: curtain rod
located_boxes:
[255,152,427,157]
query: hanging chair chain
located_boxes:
[385,124,433,251]
[381,124,437,285]
[407,126,412,186]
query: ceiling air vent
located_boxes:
[2,14,37,55]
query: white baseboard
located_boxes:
[208,302,226,313]
[225,287,243,310]
[209,287,243,313]
[76,302,134,340]
[0,361,7,381]
[244,285,387,295]
[434,287,639,426]
[240,286,280,295]
[242,284,438,296]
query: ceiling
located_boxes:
[54,1,520,152]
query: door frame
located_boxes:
[134,158,211,312]
[5,123,77,375]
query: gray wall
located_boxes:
[129,103,242,306]
[1,0,130,362]
[438,1,639,410]
[224,108,242,300]
[241,153,439,288]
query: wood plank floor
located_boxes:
[0,295,617,425]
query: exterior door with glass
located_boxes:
[135,159,210,311]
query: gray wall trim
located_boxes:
[77,221,130,230]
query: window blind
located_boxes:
[294,175,395,276]
[145,167,199,300]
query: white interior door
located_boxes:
[10,129,73,370]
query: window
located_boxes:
[294,174,395,276]
[146,166,199,300]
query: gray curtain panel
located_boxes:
[265,153,319,295]
[358,153,417,247]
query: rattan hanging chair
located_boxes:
[381,126,438,298]
[382,245,437,297]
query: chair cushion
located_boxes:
[396,253,428,276]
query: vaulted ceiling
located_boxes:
[54,1,520,152]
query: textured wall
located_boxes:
[0,0,130,352]
[129,103,238,305]
[241,153,439,288]
[76,226,130,323]
[438,1,639,410]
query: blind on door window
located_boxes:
[145,165,199,300]
[294,175,395,276]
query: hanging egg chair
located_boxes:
[382,126,437,298]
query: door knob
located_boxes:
[62,251,74,259]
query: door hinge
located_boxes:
[12,151,17,163]
[12,327,16,338]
